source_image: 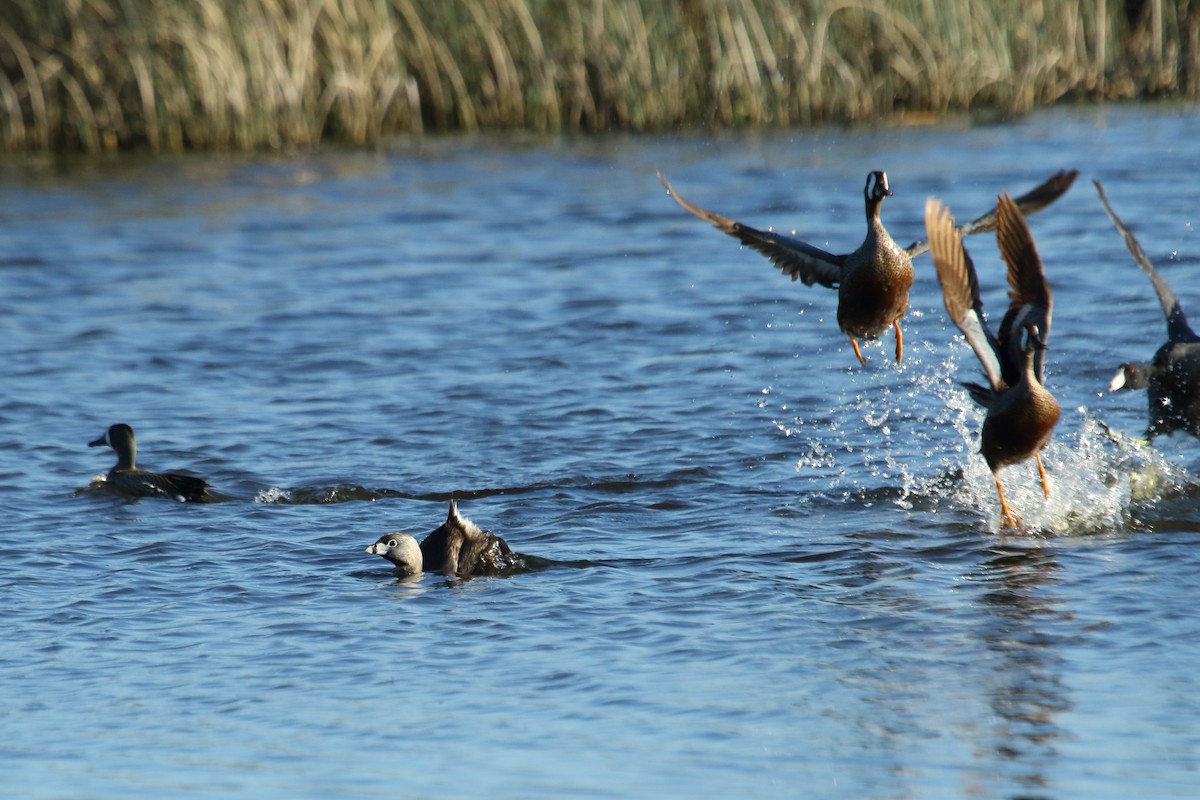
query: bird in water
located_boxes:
[658,168,1077,366]
[88,423,211,502]
[925,194,1060,530]
[1094,180,1200,441]
[365,500,525,577]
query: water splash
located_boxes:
[925,399,1191,536]
[760,337,1194,535]
[255,486,291,504]
[256,485,384,504]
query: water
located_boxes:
[2,105,1199,798]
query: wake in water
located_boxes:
[252,474,690,506]
[255,485,386,504]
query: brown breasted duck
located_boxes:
[88,423,211,502]
[658,169,1077,366]
[1095,180,1200,440]
[925,194,1060,530]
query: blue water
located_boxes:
[2,105,1199,798]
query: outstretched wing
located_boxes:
[1094,179,1199,344]
[906,169,1078,256]
[657,172,843,288]
[994,192,1053,385]
[925,197,1003,392]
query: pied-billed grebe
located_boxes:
[365,500,521,577]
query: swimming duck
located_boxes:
[925,194,1060,530]
[88,423,211,502]
[658,169,1077,366]
[1095,180,1200,440]
[365,500,521,577]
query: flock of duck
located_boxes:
[85,168,1200,576]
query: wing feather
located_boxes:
[658,172,843,288]
[924,197,1003,392]
[1094,179,1199,344]
[996,193,1051,312]
[994,192,1053,384]
[906,169,1078,256]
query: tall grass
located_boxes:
[0,0,1193,152]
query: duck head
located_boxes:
[89,423,136,469]
[365,532,423,576]
[865,171,892,206]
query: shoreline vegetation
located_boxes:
[1,0,1196,153]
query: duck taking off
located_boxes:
[658,169,1077,366]
[925,194,1060,530]
[1094,180,1200,441]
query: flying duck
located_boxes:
[925,194,1060,529]
[658,168,1077,366]
[1095,180,1200,440]
[88,423,211,502]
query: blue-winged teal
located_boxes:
[365,500,520,577]
[658,169,1077,366]
[1095,180,1200,440]
[88,423,211,502]
[925,194,1060,530]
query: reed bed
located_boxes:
[0,0,1193,152]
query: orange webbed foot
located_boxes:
[851,337,867,367]
[1035,453,1051,498]
[995,476,1024,531]
[999,507,1023,530]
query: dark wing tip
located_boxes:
[948,168,1079,243]
[1008,168,1079,218]
[656,172,738,232]
[1094,179,1200,343]
[657,171,843,289]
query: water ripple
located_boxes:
[1,108,1200,798]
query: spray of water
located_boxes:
[759,335,1192,535]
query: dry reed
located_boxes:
[0,0,1194,152]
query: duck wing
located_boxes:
[160,473,210,503]
[994,192,1053,385]
[906,169,1078,256]
[112,469,210,502]
[1094,179,1200,344]
[658,172,843,289]
[925,197,1003,392]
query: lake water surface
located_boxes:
[2,105,1199,798]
